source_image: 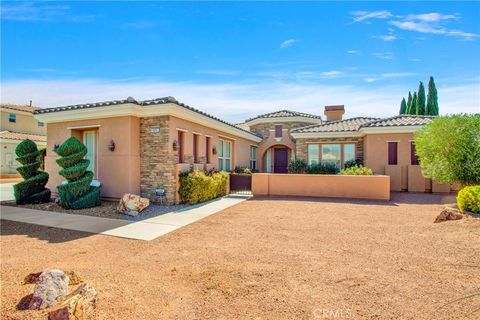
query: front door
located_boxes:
[274,148,288,173]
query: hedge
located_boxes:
[288,160,339,174]
[340,165,374,176]
[457,186,480,214]
[178,170,229,204]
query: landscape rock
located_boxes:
[434,207,464,223]
[48,283,98,320]
[23,270,82,286]
[22,272,42,284]
[28,269,69,310]
[117,193,150,216]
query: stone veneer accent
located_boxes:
[140,116,178,204]
[296,137,364,163]
[249,121,318,139]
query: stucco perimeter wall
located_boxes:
[252,173,390,201]
[45,116,141,198]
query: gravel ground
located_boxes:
[1,193,479,320]
[0,200,188,221]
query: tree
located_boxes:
[56,136,101,209]
[406,92,413,114]
[426,76,439,115]
[13,139,51,204]
[399,98,407,114]
[414,114,480,186]
[410,92,418,115]
[416,81,426,115]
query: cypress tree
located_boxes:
[416,81,426,115]
[399,98,407,114]
[426,76,439,115]
[406,91,413,114]
[411,92,418,115]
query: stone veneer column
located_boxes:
[140,116,178,204]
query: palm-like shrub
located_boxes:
[56,136,100,209]
[13,139,51,204]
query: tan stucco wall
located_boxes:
[1,110,46,135]
[257,129,296,172]
[252,173,390,201]
[249,121,317,139]
[45,116,140,198]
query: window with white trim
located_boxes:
[308,144,319,165]
[322,144,341,168]
[250,146,257,170]
[218,140,232,171]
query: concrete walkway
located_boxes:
[0,195,250,241]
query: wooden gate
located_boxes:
[229,174,252,193]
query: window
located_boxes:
[308,144,319,165]
[343,144,355,165]
[250,146,257,170]
[178,131,184,163]
[275,125,283,138]
[8,114,16,123]
[388,142,398,165]
[83,131,96,175]
[206,137,211,164]
[266,149,272,173]
[411,142,420,165]
[38,121,44,127]
[193,134,199,163]
[322,144,341,168]
[218,140,232,171]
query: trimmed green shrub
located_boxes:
[178,170,229,204]
[457,186,480,214]
[13,139,51,204]
[233,166,257,174]
[288,159,308,174]
[340,165,374,176]
[307,163,339,174]
[56,136,100,209]
[344,159,363,169]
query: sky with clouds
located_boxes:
[1,1,479,122]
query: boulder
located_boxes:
[23,270,82,286]
[48,283,98,320]
[28,269,69,310]
[117,193,150,216]
[434,207,464,223]
[22,272,42,284]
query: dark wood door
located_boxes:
[274,148,288,173]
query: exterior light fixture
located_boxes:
[172,140,178,151]
[212,146,217,155]
[108,140,116,151]
[53,144,60,152]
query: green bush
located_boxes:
[13,139,51,204]
[232,166,257,174]
[178,170,229,204]
[457,186,480,214]
[56,136,100,209]
[344,159,363,169]
[307,163,339,174]
[340,165,374,175]
[288,159,308,174]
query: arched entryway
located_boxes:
[261,145,293,173]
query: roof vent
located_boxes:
[126,96,137,103]
[324,105,345,121]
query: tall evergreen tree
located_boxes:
[399,97,407,114]
[406,91,413,114]
[416,81,426,115]
[426,76,439,115]
[411,92,418,115]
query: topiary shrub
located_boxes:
[307,162,339,174]
[56,136,100,209]
[288,159,308,174]
[457,186,480,214]
[340,165,374,176]
[13,139,51,204]
[179,170,229,204]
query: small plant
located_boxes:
[340,165,374,176]
[456,186,480,214]
[288,159,308,174]
[179,170,229,204]
[307,162,339,174]
[344,159,363,169]
[232,166,257,174]
[13,139,51,204]
[56,136,101,209]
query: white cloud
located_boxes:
[347,50,359,54]
[408,58,422,62]
[350,10,392,23]
[1,2,95,22]
[377,34,397,41]
[2,79,477,121]
[372,52,394,60]
[380,72,416,78]
[280,39,299,48]
[197,70,241,76]
[122,21,155,29]
[319,71,344,78]
[363,78,380,83]
[405,13,459,22]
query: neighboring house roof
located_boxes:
[360,115,435,128]
[0,104,40,113]
[0,131,47,143]
[245,109,322,123]
[291,117,380,133]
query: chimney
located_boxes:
[324,105,345,121]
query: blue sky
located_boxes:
[1,1,479,122]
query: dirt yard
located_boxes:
[1,193,479,319]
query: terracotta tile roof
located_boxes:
[0,131,46,143]
[1,104,40,113]
[33,96,262,139]
[361,115,436,128]
[291,117,379,133]
[245,109,322,122]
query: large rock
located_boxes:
[434,207,464,223]
[28,269,69,310]
[23,270,82,286]
[117,193,150,216]
[48,283,98,320]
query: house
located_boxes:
[0,104,47,176]
[33,96,452,204]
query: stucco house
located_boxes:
[1,104,47,176]
[33,96,452,204]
